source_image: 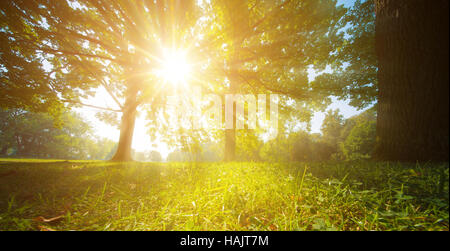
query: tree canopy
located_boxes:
[1,0,382,161]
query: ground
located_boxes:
[0,159,448,231]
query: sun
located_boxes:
[155,49,192,86]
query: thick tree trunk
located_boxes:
[110,90,138,162]
[374,0,449,162]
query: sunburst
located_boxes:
[154,49,192,86]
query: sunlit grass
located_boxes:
[0,160,448,231]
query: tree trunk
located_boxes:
[224,128,236,161]
[110,90,138,162]
[224,71,239,162]
[222,2,249,162]
[374,0,449,162]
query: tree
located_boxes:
[374,0,449,161]
[0,0,199,161]
[167,150,189,162]
[321,109,344,151]
[340,108,376,160]
[204,0,346,161]
[291,131,313,161]
[0,109,102,159]
[87,138,118,160]
[148,150,162,162]
[310,140,335,161]
[235,130,263,161]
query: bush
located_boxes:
[341,120,376,160]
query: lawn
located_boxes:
[0,159,448,231]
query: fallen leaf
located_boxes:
[33,215,64,223]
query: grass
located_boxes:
[0,159,448,231]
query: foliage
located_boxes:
[0,0,356,159]
[257,108,377,162]
[0,1,64,115]
[148,150,163,162]
[321,109,345,150]
[259,135,292,162]
[235,130,263,161]
[0,0,199,110]
[340,108,377,160]
[313,0,377,109]
[167,141,222,162]
[291,132,313,161]
[0,109,115,160]
[340,120,376,160]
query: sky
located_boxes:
[75,0,361,158]
[338,0,356,8]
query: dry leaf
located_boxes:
[33,215,64,223]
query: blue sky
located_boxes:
[338,0,356,8]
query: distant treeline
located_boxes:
[168,107,377,162]
[1,107,376,162]
[0,109,117,160]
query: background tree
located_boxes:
[148,150,163,162]
[291,131,313,161]
[236,130,263,161]
[203,0,346,161]
[258,107,377,162]
[321,109,344,153]
[374,0,449,161]
[0,109,114,159]
[340,108,376,160]
[88,138,118,160]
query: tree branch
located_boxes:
[100,80,124,109]
[239,72,309,100]
[38,47,125,65]
[71,60,124,109]
[61,99,122,112]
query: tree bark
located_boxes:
[224,128,236,161]
[110,89,138,162]
[224,70,239,162]
[374,0,449,162]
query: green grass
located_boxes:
[0,159,448,231]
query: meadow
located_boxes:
[0,159,448,231]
